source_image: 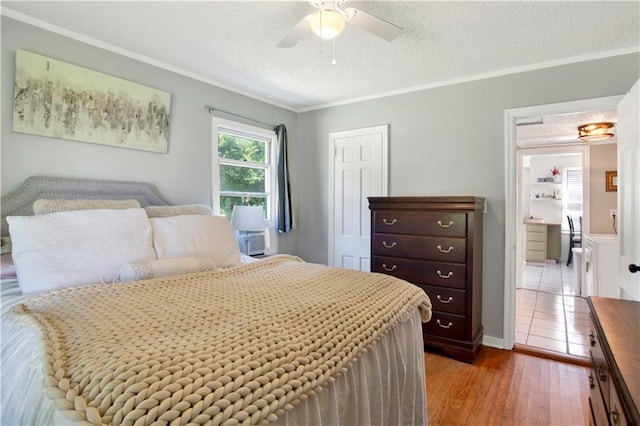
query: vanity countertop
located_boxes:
[523,219,561,225]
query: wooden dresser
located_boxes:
[587,297,639,426]
[368,196,484,363]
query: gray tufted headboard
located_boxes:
[1,176,171,236]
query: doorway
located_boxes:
[516,149,589,358]
[503,95,623,352]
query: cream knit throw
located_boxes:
[11,255,432,426]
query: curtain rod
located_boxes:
[204,105,275,129]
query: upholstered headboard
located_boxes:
[1,176,171,236]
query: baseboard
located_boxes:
[482,335,505,349]
[514,344,590,367]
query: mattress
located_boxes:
[1,270,428,426]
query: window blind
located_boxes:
[563,167,583,232]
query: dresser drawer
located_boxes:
[423,311,466,340]
[590,317,610,410]
[527,231,546,242]
[373,211,466,237]
[527,224,547,234]
[527,241,546,251]
[373,234,466,263]
[526,250,546,262]
[373,256,467,289]
[418,284,466,315]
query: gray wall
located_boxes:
[2,16,639,342]
[295,54,639,341]
[1,17,299,254]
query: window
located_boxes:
[562,167,583,232]
[212,118,276,220]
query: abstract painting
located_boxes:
[13,49,171,153]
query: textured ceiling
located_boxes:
[516,109,619,147]
[2,1,639,113]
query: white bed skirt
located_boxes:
[1,278,427,425]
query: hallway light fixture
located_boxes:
[577,122,615,142]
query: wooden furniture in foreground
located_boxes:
[587,297,640,426]
[368,196,484,363]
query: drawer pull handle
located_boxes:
[597,365,607,382]
[382,241,397,248]
[588,375,595,389]
[589,332,596,347]
[611,407,621,426]
[437,270,453,279]
[382,264,397,272]
[437,220,454,228]
[436,295,453,304]
[436,319,453,329]
[437,245,454,253]
[382,218,397,225]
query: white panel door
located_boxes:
[329,125,388,270]
[617,79,640,301]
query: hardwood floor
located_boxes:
[425,346,591,425]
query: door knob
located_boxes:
[629,263,640,273]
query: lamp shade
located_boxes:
[309,9,345,39]
[231,205,265,232]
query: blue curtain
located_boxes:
[274,124,293,232]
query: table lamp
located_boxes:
[230,205,265,255]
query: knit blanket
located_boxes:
[11,255,432,426]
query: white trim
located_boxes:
[482,335,505,350]
[328,125,389,267]
[503,95,623,350]
[211,117,277,220]
[3,7,637,114]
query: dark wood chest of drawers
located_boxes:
[368,196,485,363]
[587,297,640,426]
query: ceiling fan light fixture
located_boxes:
[577,122,615,141]
[309,9,345,39]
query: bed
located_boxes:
[0,176,432,426]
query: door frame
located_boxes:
[328,125,389,267]
[503,95,623,350]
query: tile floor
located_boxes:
[516,261,590,358]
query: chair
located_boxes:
[567,215,582,266]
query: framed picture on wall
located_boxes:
[605,170,617,192]
[12,49,171,153]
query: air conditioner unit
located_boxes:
[235,232,265,256]
[246,232,265,256]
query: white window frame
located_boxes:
[211,117,277,225]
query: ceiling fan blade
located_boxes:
[344,7,403,41]
[277,15,313,48]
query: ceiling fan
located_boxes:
[277,0,403,48]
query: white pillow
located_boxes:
[116,256,221,283]
[7,208,156,294]
[150,215,241,267]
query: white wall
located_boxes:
[527,153,581,225]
